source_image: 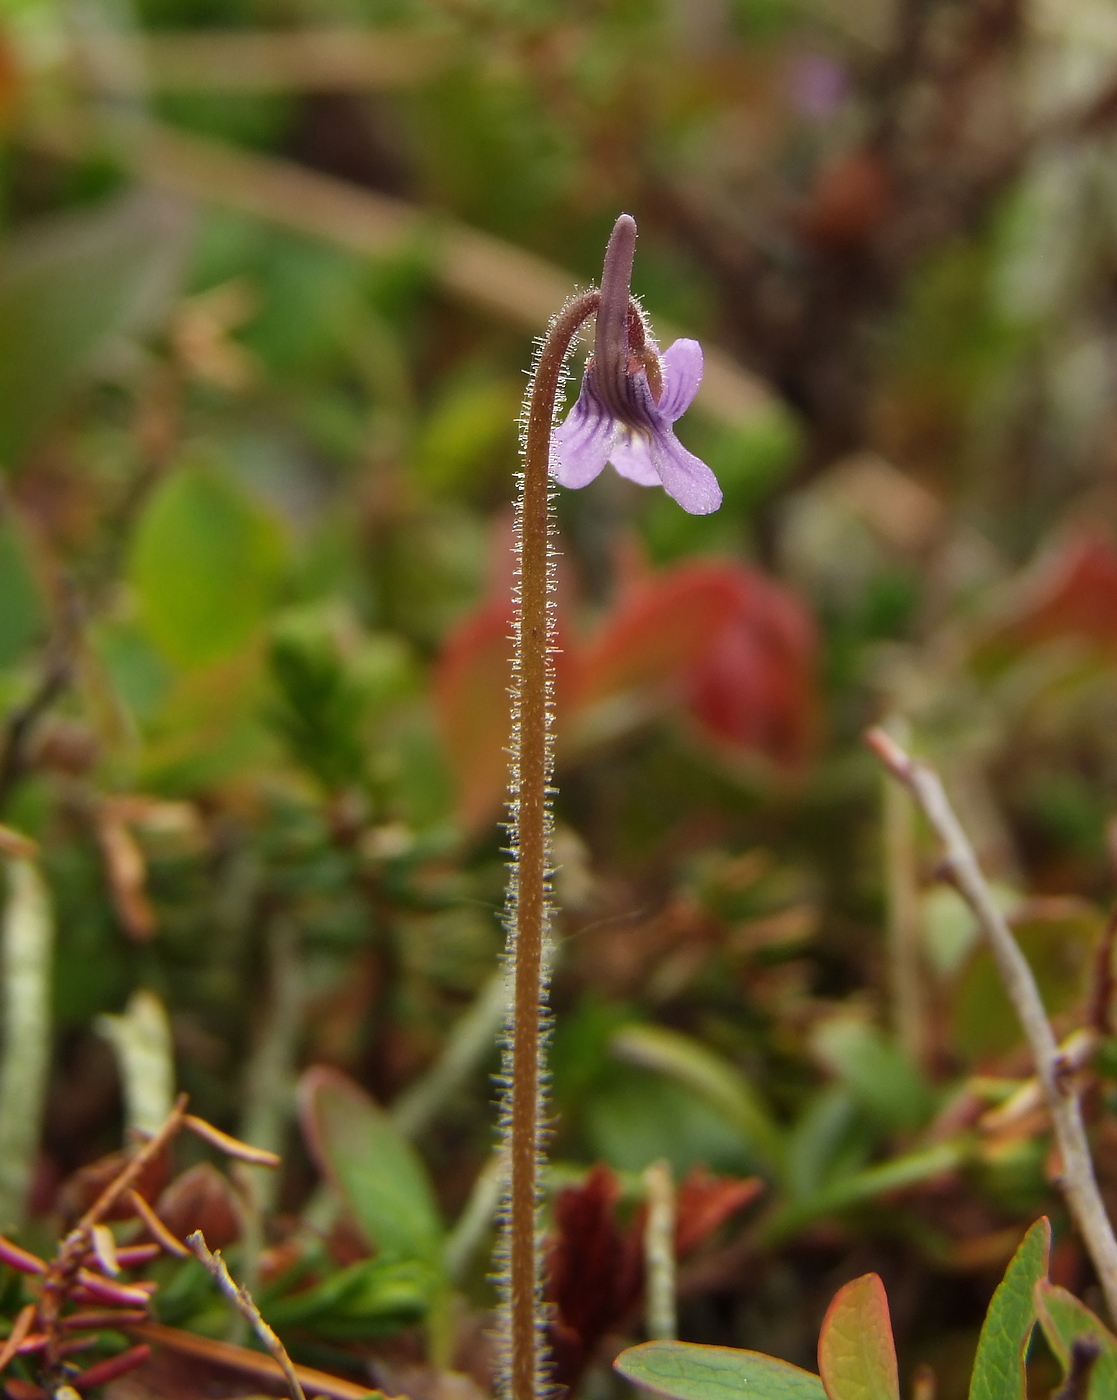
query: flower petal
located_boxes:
[658,339,704,421]
[608,431,660,486]
[650,428,723,515]
[552,375,613,488]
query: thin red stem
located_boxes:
[504,287,598,1400]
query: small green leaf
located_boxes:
[0,193,189,469]
[817,1275,899,1400]
[761,1139,969,1246]
[1035,1279,1117,1399]
[298,1067,444,1272]
[130,463,284,668]
[263,1257,433,1338]
[616,1340,827,1400]
[0,514,45,666]
[610,1024,786,1179]
[812,1016,933,1133]
[968,1217,1050,1400]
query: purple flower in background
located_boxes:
[551,214,722,516]
[785,52,848,120]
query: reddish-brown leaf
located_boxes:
[578,560,817,769]
[674,1167,764,1257]
[55,1146,170,1227]
[433,599,577,828]
[155,1162,241,1250]
[681,566,816,767]
[1000,533,1117,653]
[577,563,743,707]
[545,1164,643,1394]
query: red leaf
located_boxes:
[545,1164,643,1394]
[1001,533,1117,653]
[674,1168,764,1257]
[578,563,743,706]
[433,600,577,828]
[156,1163,241,1250]
[682,566,817,769]
[579,560,817,768]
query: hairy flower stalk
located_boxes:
[499,214,719,1400]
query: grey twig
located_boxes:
[866,727,1117,1321]
[185,1230,305,1400]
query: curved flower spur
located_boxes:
[551,214,722,516]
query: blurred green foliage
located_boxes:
[3,0,1117,1394]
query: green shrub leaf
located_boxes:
[616,1340,827,1400]
[130,463,284,668]
[298,1066,444,1271]
[0,193,189,469]
[1035,1279,1117,1399]
[968,1217,1049,1400]
[610,1024,786,1179]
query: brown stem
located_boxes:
[502,286,598,1400]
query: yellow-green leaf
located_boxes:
[817,1275,899,1400]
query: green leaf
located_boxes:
[610,1024,786,1179]
[130,463,285,668]
[1035,1279,1117,1399]
[787,1088,871,1201]
[0,514,45,666]
[0,193,190,469]
[811,1016,933,1133]
[968,1217,1050,1400]
[263,1257,433,1338]
[298,1066,444,1271]
[761,1139,969,1246]
[616,1341,827,1400]
[817,1275,899,1400]
[953,903,1098,1060]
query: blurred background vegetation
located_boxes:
[4,0,1117,1396]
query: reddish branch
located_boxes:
[0,1095,280,1393]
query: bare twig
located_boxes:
[186,1231,305,1400]
[866,726,1117,1319]
[881,718,925,1064]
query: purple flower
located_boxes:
[551,214,722,516]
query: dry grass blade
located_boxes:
[182,1114,281,1165]
[0,1305,36,1374]
[71,28,453,92]
[126,1321,387,1400]
[26,118,772,429]
[127,1187,190,1258]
